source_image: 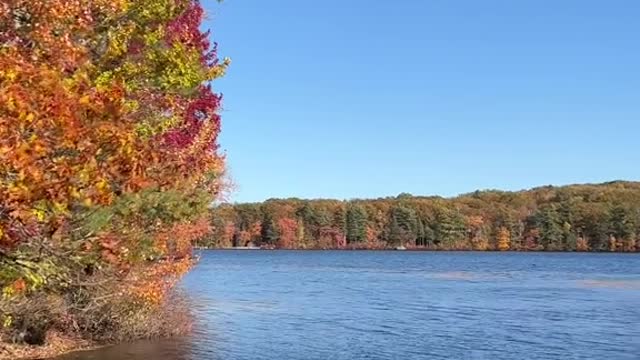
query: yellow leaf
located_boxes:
[3,69,17,81]
[53,202,68,214]
[32,209,46,222]
[3,316,12,328]
[69,187,81,198]
[96,179,109,191]
[6,97,16,111]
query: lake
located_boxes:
[57,251,640,360]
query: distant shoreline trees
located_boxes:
[205,181,640,252]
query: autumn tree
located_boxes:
[576,236,590,252]
[208,182,640,253]
[467,216,489,250]
[277,218,298,249]
[1,0,227,345]
[496,227,511,251]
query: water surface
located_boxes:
[58,251,640,360]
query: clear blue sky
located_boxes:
[203,0,639,203]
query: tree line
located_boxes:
[204,181,640,252]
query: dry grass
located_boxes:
[0,331,93,360]
[0,289,194,360]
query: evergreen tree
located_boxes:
[261,214,279,245]
[535,205,564,251]
[433,209,466,248]
[609,206,636,240]
[333,204,348,235]
[416,219,426,246]
[389,206,418,246]
[609,205,636,251]
[562,222,578,251]
[346,204,368,243]
[423,224,436,247]
[582,208,609,251]
[387,216,404,246]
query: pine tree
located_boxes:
[346,204,368,243]
[416,219,426,246]
[423,225,436,248]
[433,209,466,248]
[582,209,609,251]
[535,205,564,251]
[562,222,578,251]
[608,205,636,251]
[389,206,418,246]
[333,204,348,235]
[261,215,278,245]
[387,216,404,246]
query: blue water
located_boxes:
[60,251,640,360]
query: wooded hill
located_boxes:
[205,181,640,252]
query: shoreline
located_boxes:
[0,333,100,360]
[195,247,637,253]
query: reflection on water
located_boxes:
[56,251,640,360]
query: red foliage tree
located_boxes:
[277,218,298,249]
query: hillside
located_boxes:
[204,181,640,252]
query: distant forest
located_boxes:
[203,181,640,252]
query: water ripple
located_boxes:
[57,251,640,360]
